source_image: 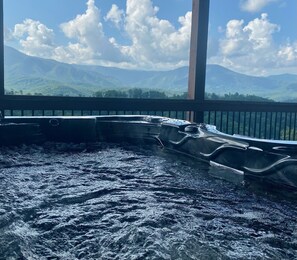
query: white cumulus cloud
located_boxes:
[220,19,246,56]
[240,0,277,13]
[11,19,55,58]
[59,0,124,64]
[105,4,124,29]
[122,0,191,69]
[208,13,294,75]
[243,13,280,49]
[8,0,192,69]
[278,41,297,64]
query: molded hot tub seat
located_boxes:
[0,123,45,145]
[159,121,297,190]
[3,115,297,190]
[96,115,167,144]
[4,116,98,143]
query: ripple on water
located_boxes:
[0,142,296,259]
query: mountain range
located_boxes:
[4,46,297,101]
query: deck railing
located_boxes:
[1,95,297,141]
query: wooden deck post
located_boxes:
[188,0,210,123]
[0,0,4,117]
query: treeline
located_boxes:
[92,89,188,99]
[205,92,274,102]
[5,90,44,96]
[93,89,274,102]
[5,88,274,102]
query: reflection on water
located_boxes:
[0,142,296,259]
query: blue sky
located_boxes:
[4,0,297,75]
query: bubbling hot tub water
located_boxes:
[0,142,296,259]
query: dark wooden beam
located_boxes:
[188,0,210,122]
[0,0,4,118]
[0,0,3,97]
[0,95,197,112]
[1,96,297,114]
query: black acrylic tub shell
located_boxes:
[2,115,297,190]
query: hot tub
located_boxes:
[1,116,297,259]
[3,115,297,190]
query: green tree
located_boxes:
[128,88,143,98]
[104,90,128,98]
[93,91,104,97]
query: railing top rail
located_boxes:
[1,95,297,113]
